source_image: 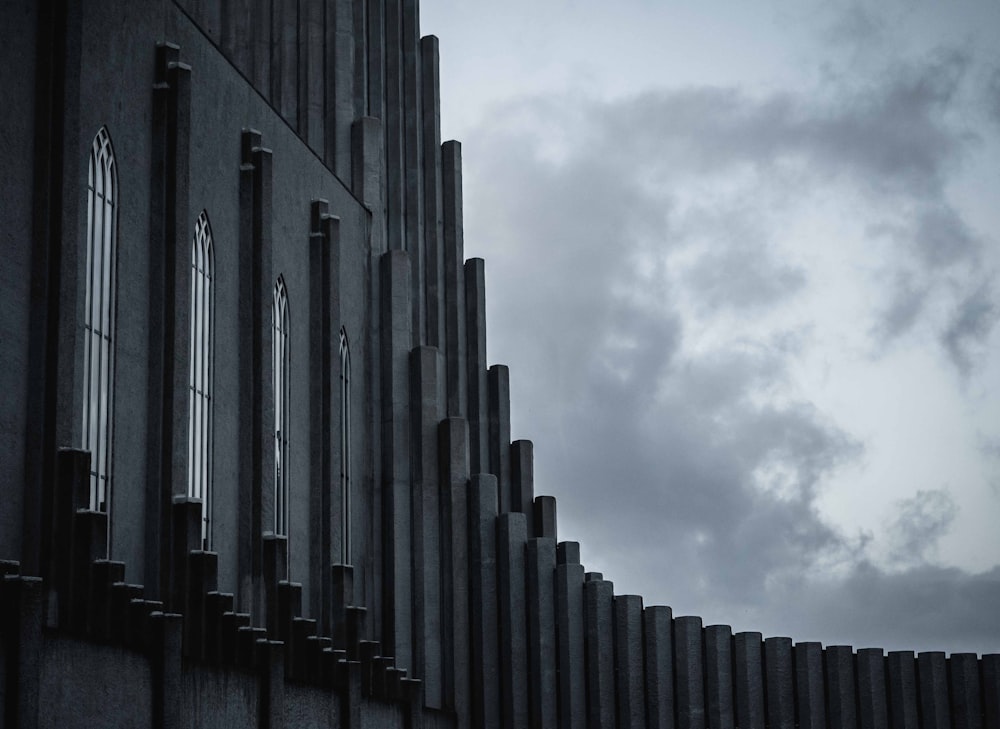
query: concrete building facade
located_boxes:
[1,1,998,727]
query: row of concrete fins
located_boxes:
[37,449,418,707]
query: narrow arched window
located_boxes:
[82,127,118,512]
[273,276,290,537]
[339,327,351,563]
[188,211,214,548]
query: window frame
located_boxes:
[188,210,215,548]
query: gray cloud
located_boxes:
[886,489,958,568]
[464,35,998,653]
[942,281,998,376]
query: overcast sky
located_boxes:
[419,0,1000,654]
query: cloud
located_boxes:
[464,33,999,653]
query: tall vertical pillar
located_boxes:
[615,595,647,729]
[556,542,586,729]
[469,474,500,729]
[383,0,405,252]
[410,345,444,706]
[857,648,889,729]
[465,258,488,474]
[764,637,794,729]
[498,512,529,729]
[886,651,918,729]
[675,616,705,729]
[421,37,445,350]
[949,654,983,729]
[308,202,340,634]
[442,141,467,417]
[237,128,273,621]
[644,605,675,729]
[300,0,324,149]
[584,574,615,729]
[527,538,558,729]
[511,440,533,532]
[733,632,765,729]
[380,249,412,671]
[704,625,734,729]
[826,646,858,729]
[402,0,424,344]
[795,642,826,729]
[327,0,356,177]
[488,365,511,513]
[440,417,471,724]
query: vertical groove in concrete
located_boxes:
[469,474,501,729]
[442,141,466,418]
[795,642,826,729]
[422,37,445,350]
[644,605,675,729]
[584,575,616,729]
[487,364,511,513]
[733,632,765,729]
[556,543,586,729]
[498,512,529,729]
[615,594,647,729]
[704,625,733,729]
[409,345,443,707]
[527,537,558,729]
[440,417,470,724]
[465,258,488,474]
[379,250,412,671]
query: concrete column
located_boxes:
[421,37,445,350]
[150,611,184,729]
[488,365,511,513]
[440,417,471,723]
[795,642,826,729]
[764,637,794,729]
[886,651,918,729]
[465,258,488,473]
[498,512,529,729]
[733,632,765,729]
[367,0,385,120]
[644,605,675,729]
[327,0,355,177]
[2,576,43,728]
[300,0,323,150]
[584,574,615,729]
[527,538,558,729]
[351,117,385,251]
[826,646,858,729]
[309,201,340,634]
[442,141,467,417]
[704,625,733,729]
[380,250,412,670]
[533,496,557,541]
[251,0,272,96]
[981,655,1000,729]
[917,652,949,729]
[469,474,501,729]
[675,616,705,729]
[259,639,286,729]
[410,345,444,707]
[949,654,983,729]
[615,595,647,729]
[273,0,298,124]
[857,648,889,729]
[403,0,424,344]
[383,0,405,252]
[556,542,586,729]
[510,439,533,527]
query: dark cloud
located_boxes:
[941,281,998,376]
[463,35,998,653]
[886,489,957,568]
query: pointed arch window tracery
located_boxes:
[273,276,290,537]
[82,127,118,513]
[188,211,214,547]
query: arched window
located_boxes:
[273,276,290,537]
[339,327,351,563]
[82,127,118,512]
[188,211,214,547]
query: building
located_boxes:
[1,1,998,727]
